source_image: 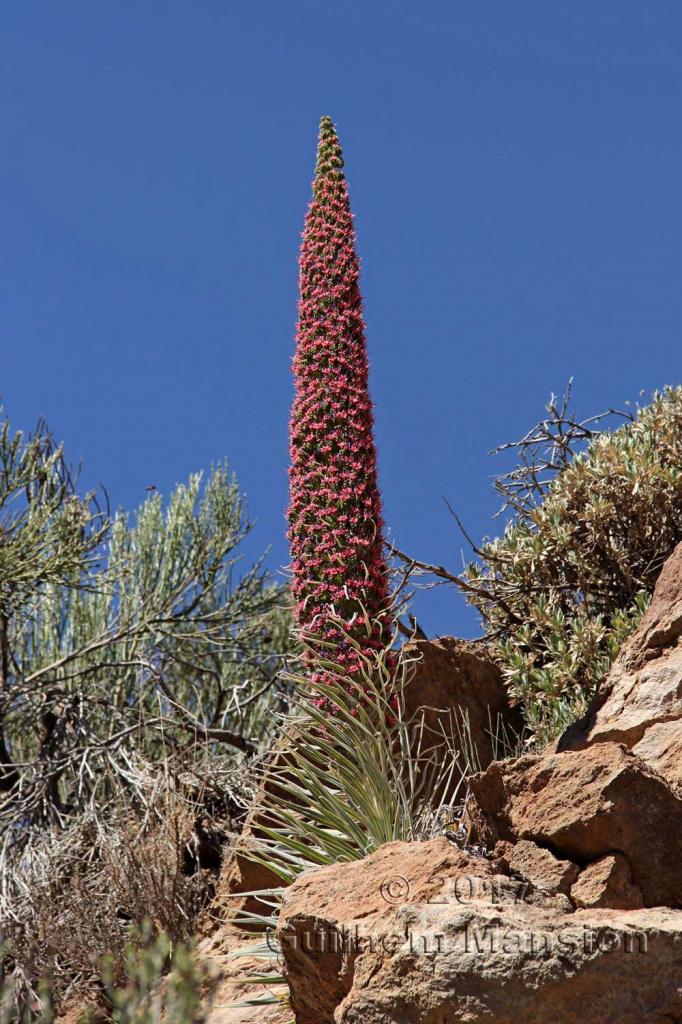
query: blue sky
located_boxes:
[3,2,681,636]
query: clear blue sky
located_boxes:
[3,2,681,637]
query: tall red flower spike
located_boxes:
[288,116,392,691]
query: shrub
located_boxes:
[99,929,214,1024]
[465,385,682,744]
[224,616,469,1014]
[0,409,294,843]
[0,929,214,1023]
[244,618,466,886]
[1,752,253,1011]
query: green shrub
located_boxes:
[0,408,295,840]
[0,409,293,1013]
[0,929,213,1024]
[99,929,213,1024]
[465,385,682,744]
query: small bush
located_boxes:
[99,929,214,1024]
[223,615,471,1014]
[1,753,255,1012]
[0,930,214,1024]
[465,385,682,744]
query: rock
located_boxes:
[495,838,579,897]
[402,637,522,772]
[557,541,682,792]
[215,841,282,929]
[216,550,682,1020]
[466,742,681,908]
[632,720,682,791]
[277,838,495,1024]
[276,838,682,1024]
[465,543,682,919]
[571,853,643,910]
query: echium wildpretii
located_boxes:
[288,116,392,689]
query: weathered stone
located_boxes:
[571,853,643,910]
[466,742,682,908]
[495,838,580,896]
[277,838,500,1024]
[205,547,682,1022]
[633,720,682,793]
[557,541,682,793]
[584,644,682,752]
[402,637,522,772]
[277,839,682,1024]
[197,931,290,1024]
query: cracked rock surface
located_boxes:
[277,544,682,1022]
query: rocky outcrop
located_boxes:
[277,838,682,1024]
[557,540,682,792]
[401,637,522,772]
[275,547,682,1021]
[466,741,682,908]
[277,838,494,1024]
[465,541,682,912]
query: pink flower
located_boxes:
[287,117,392,703]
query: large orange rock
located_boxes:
[466,742,682,908]
[277,838,498,1024]
[271,550,682,1021]
[465,543,682,915]
[557,540,682,792]
[402,637,522,772]
[277,838,682,1024]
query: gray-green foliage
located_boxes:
[223,617,470,1015]
[464,385,682,743]
[0,410,294,836]
[0,930,212,1024]
[246,626,465,886]
[99,930,213,1024]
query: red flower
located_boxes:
[288,117,392,696]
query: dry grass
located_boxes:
[0,751,257,1015]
